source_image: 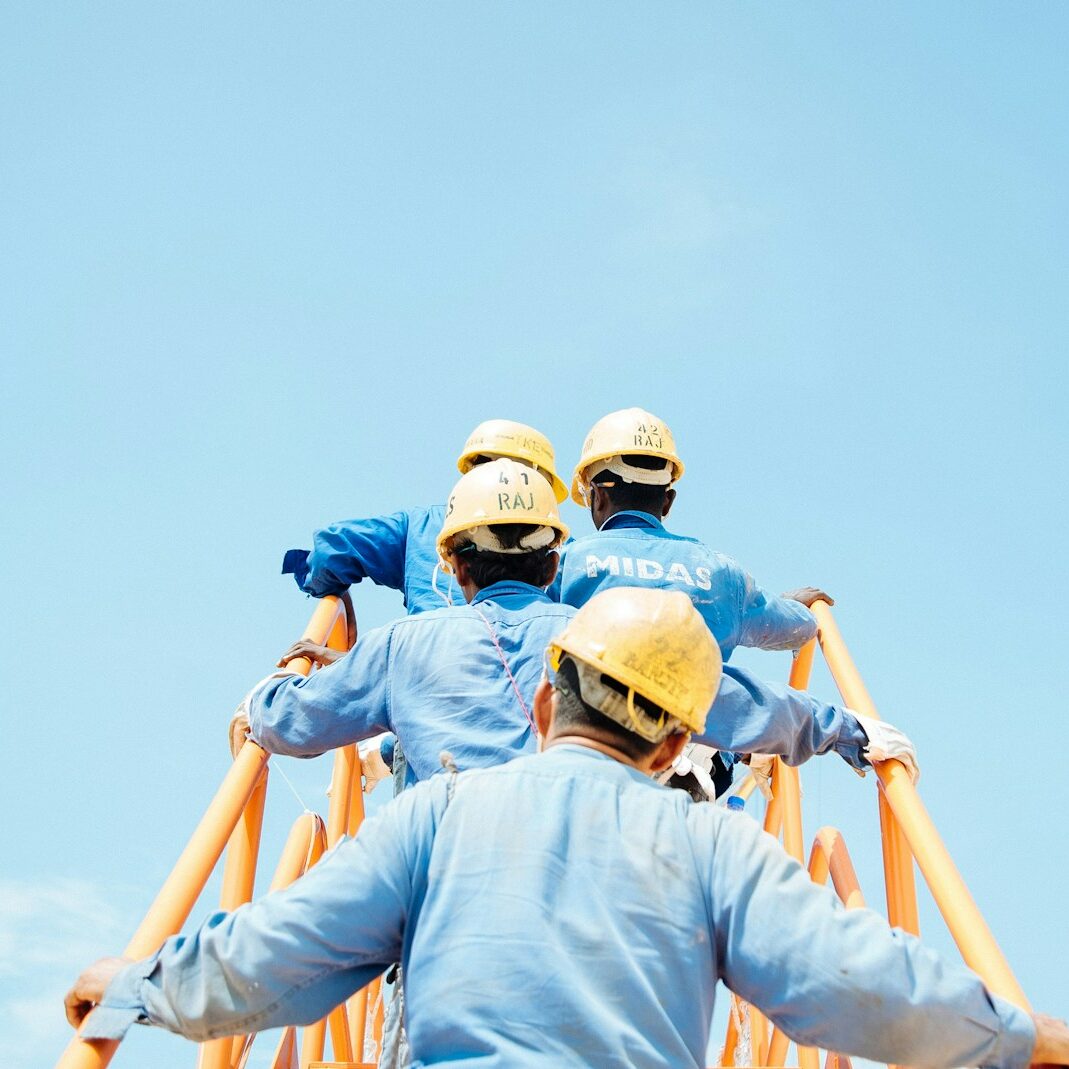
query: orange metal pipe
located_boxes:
[56,742,271,1069]
[807,827,866,911]
[200,768,270,1069]
[878,787,919,935]
[325,745,357,848]
[55,598,344,1069]
[812,601,1030,1009]
[786,640,817,1069]
[345,756,372,1055]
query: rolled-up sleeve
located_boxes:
[298,511,412,597]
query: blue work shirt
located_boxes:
[550,511,817,660]
[86,746,1034,1069]
[246,581,869,776]
[249,581,573,783]
[283,505,460,613]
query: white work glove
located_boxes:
[659,748,718,802]
[229,670,301,758]
[851,710,920,783]
[744,753,776,801]
[358,735,392,794]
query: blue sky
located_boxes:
[2,4,1067,1067]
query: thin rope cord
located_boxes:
[471,604,537,735]
[431,562,454,606]
[272,759,313,814]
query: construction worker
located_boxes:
[281,418,569,613]
[67,588,1066,1069]
[558,406,825,660]
[558,406,839,798]
[231,458,573,782]
[280,418,568,792]
[231,460,916,786]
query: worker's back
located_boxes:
[553,511,815,658]
[249,581,577,782]
[405,744,718,1068]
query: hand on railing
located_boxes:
[1032,1013,1069,1065]
[782,586,835,607]
[64,958,131,1030]
[277,639,344,669]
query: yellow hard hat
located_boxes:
[458,419,569,503]
[571,407,684,506]
[437,458,570,569]
[547,587,721,739]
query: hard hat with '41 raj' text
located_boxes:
[437,458,569,570]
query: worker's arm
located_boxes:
[735,564,819,652]
[246,621,394,757]
[282,510,412,597]
[72,780,445,1042]
[693,665,871,769]
[700,810,1036,1069]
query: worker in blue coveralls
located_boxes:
[555,406,833,798]
[230,458,919,786]
[67,587,1068,1069]
[281,418,569,613]
[280,418,570,794]
[559,406,826,658]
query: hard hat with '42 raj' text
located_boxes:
[571,407,685,506]
[437,458,570,570]
[547,587,721,740]
[457,419,569,503]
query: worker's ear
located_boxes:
[534,678,556,741]
[542,551,559,589]
[590,483,611,524]
[661,488,677,519]
[451,554,470,586]
[649,731,689,774]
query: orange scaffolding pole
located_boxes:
[811,601,1030,1010]
[56,597,347,1069]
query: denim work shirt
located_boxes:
[246,579,869,776]
[85,747,1034,1069]
[283,504,460,613]
[550,512,817,660]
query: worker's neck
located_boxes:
[543,733,652,773]
[596,504,659,530]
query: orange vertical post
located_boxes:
[199,767,270,1069]
[346,755,372,1058]
[56,743,271,1069]
[812,601,1030,1009]
[55,597,344,1069]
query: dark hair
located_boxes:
[591,453,671,514]
[454,523,557,589]
[551,656,661,761]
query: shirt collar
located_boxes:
[599,510,665,533]
[470,581,553,607]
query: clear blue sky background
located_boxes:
[2,4,1067,1068]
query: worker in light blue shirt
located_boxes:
[557,407,825,660]
[281,418,570,613]
[232,461,917,786]
[68,588,1060,1069]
